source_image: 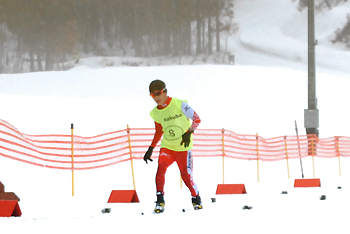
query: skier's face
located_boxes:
[151,89,168,106]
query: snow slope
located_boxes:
[232,0,350,75]
[1,0,350,233]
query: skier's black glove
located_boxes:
[143,146,154,164]
[181,131,192,148]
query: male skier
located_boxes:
[143,80,202,213]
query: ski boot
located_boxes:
[154,192,165,214]
[192,194,203,210]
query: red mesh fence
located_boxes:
[0,119,349,170]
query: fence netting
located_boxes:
[0,119,349,170]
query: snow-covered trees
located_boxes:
[0,0,236,73]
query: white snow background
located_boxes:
[1,0,350,233]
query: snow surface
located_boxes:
[1,0,350,233]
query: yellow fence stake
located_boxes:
[71,123,74,197]
[180,175,183,188]
[336,136,341,176]
[222,128,225,184]
[127,125,136,190]
[256,133,259,183]
[312,137,315,178]
[284,136,290,179]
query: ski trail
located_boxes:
[230,0,306,67]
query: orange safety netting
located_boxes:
[1,119,350,170]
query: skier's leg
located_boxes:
[156,148,175,193]
[176,150,198,197]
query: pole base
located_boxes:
[216,184,247,195]
[107,190,139,203]
[0,200,22,217]
[294,178,321,188]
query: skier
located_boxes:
[143,80,203,213]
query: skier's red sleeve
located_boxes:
[190,111,201,131]
[150,121,163,148]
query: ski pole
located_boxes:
[295,121,304,179]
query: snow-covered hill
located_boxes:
[1,0,350,233]
[232,0,350,75]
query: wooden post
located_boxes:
[336,136,341,176]
[312,137,315,178]
[71,123,74,197]
[256,133,259,183]
[284,136,290,179]
[222,128,225,184]
[127,125,136,190]
[180,175,183,188]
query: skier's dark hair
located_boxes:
[149,80,166,93]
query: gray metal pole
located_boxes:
[308,0,316,110]
[305,0,319,137]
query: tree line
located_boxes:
[296,0,347,10]
[295,0,350,49]
[0,0,237,73]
